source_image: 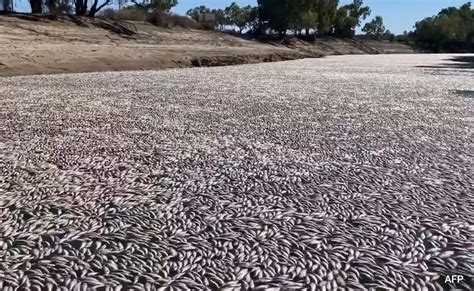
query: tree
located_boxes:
[340,0,371,36]
[130,0,178,12]
[211,8,229,30]
[88,0,113,16]
[383,29,395,41]
[74,0,118,16]
[257,0,291,36]
[287,0,304,35]
[394,31,410,43]
[29,0,43,13]
[246,6,261,34]
[1,0,13,12]
[301,9,317,35]
[286,0,319,36]
[333,7,357,37]
[186,5,210,22]
[344,0,371,25]
[44,0,73,13]
[187,5,233,30]
[413,2,473,52]
[45,0,57,12]
[75,0,87,15]
[362,15,385,39]
[316,0,339,35]
[414,17,439,42]
[225,3,253,34]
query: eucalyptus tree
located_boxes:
[362,15,385,39]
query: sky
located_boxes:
[12,0,469,34]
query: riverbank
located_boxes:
[0,14,415,77]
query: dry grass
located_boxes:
[100,8,147,22]
[100,8,204,30]
[146,12,201,29]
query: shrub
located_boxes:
[119,8,146,21]
[99,7,146,21]
[198,22,215,30]
[146,12,201,29]
[101,8,211,30]
[99,8,118,19]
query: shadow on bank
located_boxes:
[416,56,474,70]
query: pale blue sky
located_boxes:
[13,0,469,34]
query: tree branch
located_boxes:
[95,0,112,12]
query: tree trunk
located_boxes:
[46,0,56,12]
[29,0,43,13]
[305,28,310,36]
[88,0,98,16]
[1,0,13,12]
[88,0,111,17]
[75,0,87,15]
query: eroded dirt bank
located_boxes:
[0,14,415,76]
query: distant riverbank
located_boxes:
[0,14,416,77]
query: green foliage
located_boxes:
[414,2,473,52]
[285,0,323,35]
[246,5,261,33]
[186,5,236,31]
[147,11,200,28]
[225,3,254,33]
[257,0,340,36]
[362,15,385,39]
[343,0,371,26]
[383,29,395,42]
[316,0,338,35]
[334,0,370,36]
[129,0,178,12]
[186,5,210,22]
[211,8,229,30]
[394,31,410,43]
[257,0,291,35]
[300,9,318,33]
[333,7,356,37]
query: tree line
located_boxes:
[0,0,382,37]
[185,0,472,50]
[413,2,473,52]
[187,0,380,38]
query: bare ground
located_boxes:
[0,14,415,77]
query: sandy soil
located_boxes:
[0,15,307,76]
[0,14,414,77]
